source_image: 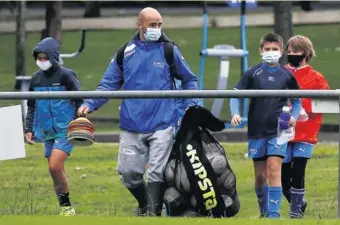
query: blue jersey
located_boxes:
[234,63,300,138]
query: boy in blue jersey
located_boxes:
[25,37,82,216]
[229,33,302,218]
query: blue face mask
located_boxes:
[144,28,161,41]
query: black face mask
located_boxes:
[287,54,305,67]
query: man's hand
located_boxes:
[231,114,242,127]
[289,116,296,127]
[77,105,90,117]
[25,132,34,145]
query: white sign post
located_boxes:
[312,99,339,113]
[0,105,26,161]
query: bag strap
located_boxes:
[116,42,128,72]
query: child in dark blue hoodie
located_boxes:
[24,37,82,216]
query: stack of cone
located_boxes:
[67,117,95,146]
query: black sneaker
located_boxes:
[301,201,307,216]
[290,212,303,219]
[135,207,147,217]
[259,213,268,218]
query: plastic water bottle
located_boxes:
[277,106,295,145]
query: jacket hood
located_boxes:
[33,37,60,67]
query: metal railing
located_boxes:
[0,89,338,99]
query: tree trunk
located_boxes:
[300,1,313,11]
[273,1,293,65]
[84,1,101,18]
[15,0,26,91]
[41,1,62,42]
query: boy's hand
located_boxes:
[77,105,90,117]
[231,114,242,127]
[289,116,296,127]
[25,132,34,145]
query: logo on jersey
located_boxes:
[268,76,275,81]
[153,61,165,68]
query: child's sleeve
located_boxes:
[229,68,253,116]
[25,81,35,133]
[314,72,330,90]
[286,70,302,120]
[287,73,300,90]
[303,72,329,114]
[234,68,253,90]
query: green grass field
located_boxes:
[0,25,340,129]
[0,143,338,224]
[3,217,340,225]
[2,216,340,225]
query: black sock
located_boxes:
[291,157,308,189]
[58,192,71,207]
[282,162,292,203]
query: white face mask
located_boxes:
[36,60,52,71]
[261,51,282,64]
[144,28,161,41]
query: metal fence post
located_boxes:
[15,76,31,122]
[338,93,340,219]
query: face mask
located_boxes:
[261,51,282,64]
[287,54,305,67]
[144,28,161,41]
[36,60,52,71]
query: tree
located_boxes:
[41,1,62,41]
[273,1,293,65]
[299,1,313,11]
[84,1,101,18]
[15,0,26,91]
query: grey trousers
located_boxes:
[117,126,174,188]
